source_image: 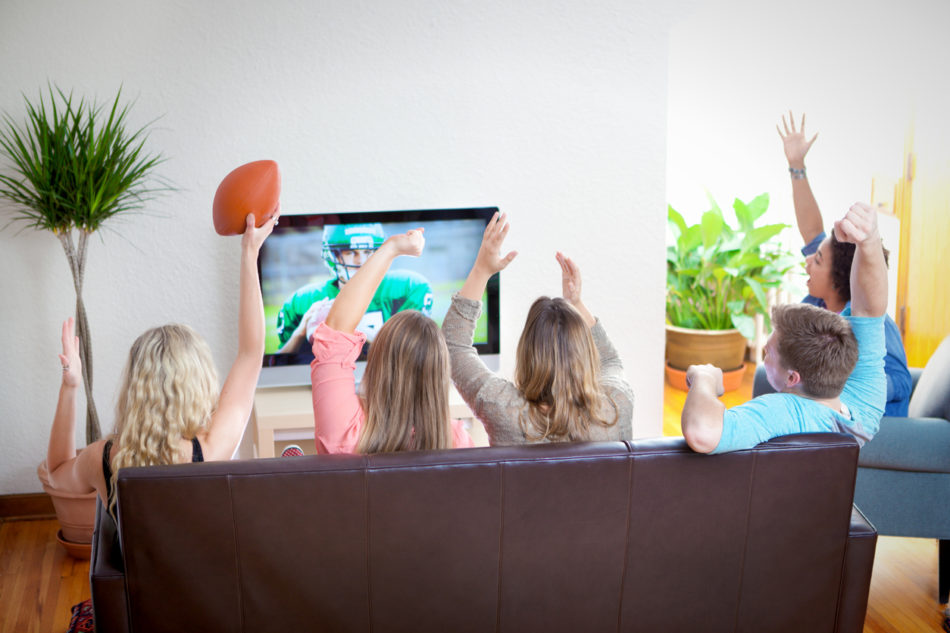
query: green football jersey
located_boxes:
[276,269,434,345]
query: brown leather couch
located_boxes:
[91,433,876,633]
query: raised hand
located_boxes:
[474,212,518,276]
[59,317,82,388]
[385,228,426,258]
[557,252,582,306]
[777,111,818,167]
[833,202,880,245]
[242,208,280,252]
[556,251,596,327]
[686,364,724,397]
[459,211,517,302]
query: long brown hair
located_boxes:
[514,297,616,441]
[356,310,452,453]
[110,324,218,513]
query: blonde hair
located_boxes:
[514,297,616,442]
[109,324,218,513]
[356,310,452,454]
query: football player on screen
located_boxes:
[277,223,434,352]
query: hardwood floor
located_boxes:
[0,518,89,633]
[0,372,944,632]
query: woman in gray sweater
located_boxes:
[441,212,633,445]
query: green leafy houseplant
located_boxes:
[0,86,171,443]
[666,193,796,341]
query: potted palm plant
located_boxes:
[665,193,796,390]
[0,85,171,550]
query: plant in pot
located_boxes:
[0,86,170,552]
[665,193,796,391]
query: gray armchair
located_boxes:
[752,335,950,604]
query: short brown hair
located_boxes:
[771,303,858,398]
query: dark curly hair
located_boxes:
[828,233,890,303]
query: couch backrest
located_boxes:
[908,334,950,420]
[115,434,861,633]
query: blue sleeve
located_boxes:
[840,316,887,437]
[801,231,825,257]
[882,315,912,415]
[713,395,813,454]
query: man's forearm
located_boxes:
[682,382,725,454]
[850,235,888,318]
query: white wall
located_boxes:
[0,0,681,493]
[667,0,950,280]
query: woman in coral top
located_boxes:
[310,227,474,454]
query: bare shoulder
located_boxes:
[75,438,110,500]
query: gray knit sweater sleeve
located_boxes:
[441,293,528,445]
[590,320,634,440]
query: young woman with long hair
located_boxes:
[441,212,633,444]
[309,227,474,453]
[44,213,277,516]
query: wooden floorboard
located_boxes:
[0,519,89,633]
[0,371,943,631]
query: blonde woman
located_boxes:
[442,212,633,444]
[310,227,474,453]
[45,213,277,515]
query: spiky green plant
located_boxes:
[0,85,172,443]
[666,193,798,339]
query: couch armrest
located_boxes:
[90,498,129,633]
[836,505,877,633]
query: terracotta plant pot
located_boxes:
[665,362,747,392]
[56,530,92,560]
[665,325,747,371]
[37,460,97,548]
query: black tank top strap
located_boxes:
[191,437,204,462]
[102,438,117,519]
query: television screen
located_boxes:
[258,207,500,378]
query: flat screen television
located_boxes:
[257,206,500,387]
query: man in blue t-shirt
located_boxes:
[681,202,888,454]
[775,112,911,416]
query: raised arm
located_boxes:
[556,252,595,327]
[45,318,107,494]
[681,364,726,453]
[324,229,425,333]
[777,111,824,244]
[201,212,278,461]
[833,202,887,318]
[459,212,518,302]
[48,318,82,474]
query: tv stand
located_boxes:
[252,385,485,457]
